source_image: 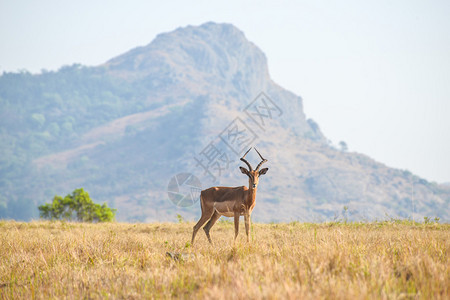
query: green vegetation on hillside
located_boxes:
[0,65,152,220]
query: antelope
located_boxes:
[191,147,268,244]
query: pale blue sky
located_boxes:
[1,0,449,183]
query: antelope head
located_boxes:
[239,147,269,189]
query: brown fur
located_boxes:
[191,152,268,244]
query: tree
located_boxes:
[38,188,116,222]
[339,141,348,152]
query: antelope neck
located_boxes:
[246,186,257,206]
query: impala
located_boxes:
[191,147,269,244]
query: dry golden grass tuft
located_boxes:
[0,220,448,299]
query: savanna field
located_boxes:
[0,220,448,299]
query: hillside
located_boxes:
[0,22,448,222]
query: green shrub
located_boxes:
[38,188,116,222]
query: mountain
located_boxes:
[0,22,448,222]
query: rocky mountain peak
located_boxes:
[105,22,270,92]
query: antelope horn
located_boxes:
[254,148,268,171]
[240,147,253,171]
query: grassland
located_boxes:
[0,220,448,299]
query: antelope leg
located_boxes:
[234,212,240,241]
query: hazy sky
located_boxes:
[1,0,449,183]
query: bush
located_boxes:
[38,188,116,222]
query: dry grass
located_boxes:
[0,220,448,299]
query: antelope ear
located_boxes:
[259,168,269,175]
[239,167,249,175]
